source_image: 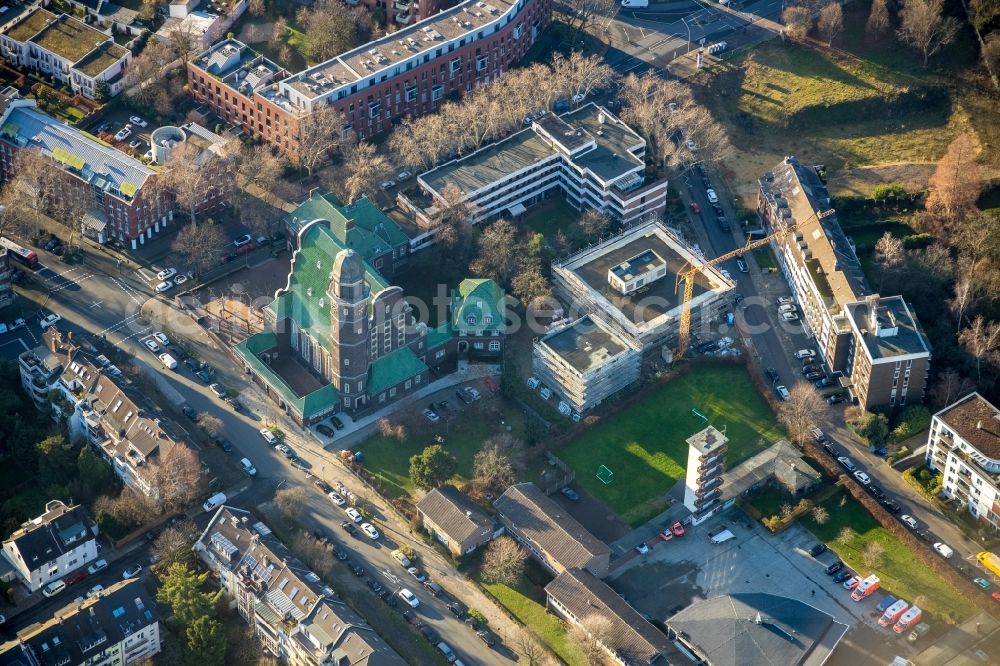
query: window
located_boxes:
[466,315,477,325]
[450,58,462,73]
[405,380,411,389]
[405,86,417,102]
[368,102,381,118]
[484,315,493,325]
[476,55,489,71]
[431,85,443,101]
[344,358,350,367]
[489,340,501,351]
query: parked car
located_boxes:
[837,456,857,472]
[690,202,702,215]
[477,630,496,647]
[210,383,227,398]
[827,394,845,405]
[822,443,839,457]
[212,436,232,453]
[42,579,66,597]
[825,561,843,575]
[635,543,649,555]
[805,371,824,380]
[815,378,834,388]
[832,569,852,584]
[882,498,902,513]
[423,409,439,423]
[361,523,380,539]
[974,578,991,590]
[933,542,954,558]
[345,508,362,523]
[736,257,749,273]
[901,515,919,530]
[853,470,871,485]
[143,339,161,353]
[114,126,132,142]
[129,115,148,128]
[794,348,816,359]
[842,575,861,590]
[560,486,579,501]
[781,312,800,322]
[808,543,827,557]
[670,521,686,537]
[154,280,173,293]
[765,367,780,383]
[399,588,419,608]
[153,331,170,346]
[122,564,143,579]
[328,492,346,506]
[330,416,345,430]
[156,268,176,281]
[87,559,108,575]
[867,485,885,500]
[775,385,790,400]
[407,567,427,583]
[706,188,718,203]
[341,521,358,536]
[40,313,62,330]
[317,424,335,437]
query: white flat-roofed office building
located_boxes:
[553,219,733,356]
[925,392,1000,531]
[533,315,640,412]
[417,103,668,225]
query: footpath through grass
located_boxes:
[560,365,783,526]
[803,488,975,623]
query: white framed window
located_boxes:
[466,315,476,325]
[476,55,489,71]
[344,358,350,366]
[405,380,411,390]
[450,57,462,73]
[368,102,381,118]
[405,87,417,102]
[431,85,443,101]
[489,340,501,351]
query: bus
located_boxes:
[0,237,39,269]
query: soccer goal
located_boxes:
[596,465,614,485]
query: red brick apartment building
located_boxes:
[186,0,551,159]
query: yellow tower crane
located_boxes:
[674,209,835,358]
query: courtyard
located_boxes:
[558,364,783,526]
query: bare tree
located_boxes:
[152,520,201,570]
[778,383,825,446]
[340,140,391,203]
[818,2,844,45]
[153,444,204,511]
[811,506,829,525]
[226,143,284,214]
[275,486,310,519]
[837,526,857,543]
[926,132,981,225]
[862,541,886,569]
[297,0,370,62]
[471,219,521,285]
[577,209,611,240]
[297,105,345,176]
[511,260,552,310]
[516,632,546,666]
[9,149,61,232]
[897,0,960,66]
[375,417,408,441]
[959,315,1000,384]
[948,258,985,331]
[573,615,617,666]
[867,0,892,33]
[473,442,518,495]
[167,20,199,64]
[123,41,175,106]
[197,412,224,436]
[550,52,615,106]
[0,185,32,240]
[783,5,815,39]
[248,0,265,16]
[161,143,228,226]
[874,232,905,268]
[929,369,974,408]
[170,222,227,276]
[271,16,289,50]
[480,535,527,586]
[564,0,618,36]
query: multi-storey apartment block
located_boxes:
[350,0,448,26]
[186,0,551,156]
[758,157,930,409]
[0,91,176,248]
[925,393,1000,530]
[1,500,98,593]
[683,425,727,524]
[18,327,196,499]
[0,9,131,99]
[416,104,668,225]
[0,579,163,664]
[532,314,640,413]
[195,506,407,665]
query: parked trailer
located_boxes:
[907,622,931,643]
[851,575,881,601]
[978,551,1000,577]
[893,606,922,634]
[879,600,909,627]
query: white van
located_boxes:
[621,0,649,7]
[158,353,178,370]
[709,529,736,544]
[202,492,226,512]
[240,458,257,476]
[42,579,66,597]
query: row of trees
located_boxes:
[389,52,615,171]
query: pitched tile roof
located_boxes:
[494,483,610,571]
[936,392,1000,460]
[546,568,671,664]
[451,279,505,334]
[367,346,427,394]
[286,192,410,265]
[416,485,493,544]
[3,501,93,571]
[0,579,160,664]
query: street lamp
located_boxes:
[682,17,693,55]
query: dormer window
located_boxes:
[466,315,476,325]
[484,315,492,325]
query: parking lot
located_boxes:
[88,110,154,162]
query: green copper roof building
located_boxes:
[451,278,506,360]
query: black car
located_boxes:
[340,520,358,536]
[455,389,472,405]
[815,378,834,388]
[402,610,421,627]
[825,561,843,575]
[868,485,886,500]
[476,630,497,648]
[712,204,724,216]
[312,530,328,543]
[181,405,197,420]
[420,626,441,644]
[10,269,24,282]
[881,498,902,513]
[225,397,243,411]
[336,549,348,561]
[330,416,345,430]
[349,562,364,576]
[801,364,819,375]
[317,424,335,437]
[696,340,717,354]
[822,442,839,457]
[183,358,199,372]
[765,368,780,384]
[736,258,749,273]
[805,371,824,381]
[832,569,852,583]
[368,579,384,594]
[808,543,828,557]
[916,530,935,542]
[213,436,232,453]
[380,590,398,607]
[827,394,846,405]
[717,216,731,232]
[314,479,332,493]
[447,601,466,618]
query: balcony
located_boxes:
[698,460,724,476]
[697,478,723,497]
[395,11,412,24]
[695,489,722,508]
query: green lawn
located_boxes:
[753,246,779,272]
[803,489,975,623]
[560,365,783,526]
[476,560,583,664]
[745,485,793,519]
[358,399,527,499]
[521,198,579,239]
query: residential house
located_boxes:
[186,0,550,157]
[450,278,505,360]
[0,579,163,664]
[416,104,668,225]
[758,156,930,410]
[283,191,412,279]
[1,500,98,593]
[194,506,408,665]
[0,9,131,99]
[416,484,496,556]
[545,568,672,665]
[494,483,610,578]
[0,91,175,248]
[724,439,822,499]
[925,392,1000,531]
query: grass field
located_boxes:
[358,398,527,499]
[559,365,783,526]
[700,2,995,201]
[803,489,975,623]
[522,198,579,239]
